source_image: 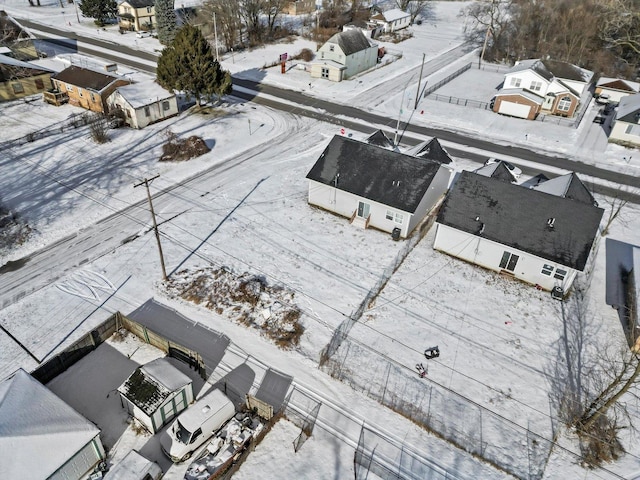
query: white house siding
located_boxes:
[310,63,343,81]
[596,88,631,103]
[559,78,588,96]
[388,17,410,32]
[308,181,411,236]
[343,48,378,79]
[132,97,178,129]
[49,437,105,480]
[610,120,640,146]
[433,224,577,291]
[317,44,345,64]
[406,166,450,235]
[505,71,548,94]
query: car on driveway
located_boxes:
[485,158,522,179]
[604,102,618,115]
[593,114,606,124]
[595,93,610,105]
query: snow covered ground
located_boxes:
[1,1,640,479]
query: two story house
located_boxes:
[118,0,155,32]
[310,29,378,82]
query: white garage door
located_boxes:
[498,101,532,119]
[50,440,101,480]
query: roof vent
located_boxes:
[547,217,555,228]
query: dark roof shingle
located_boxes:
[53,65,121,91]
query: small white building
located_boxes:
[311,29,378,81]
[306,135,452,238]
[370,8,411,32]
[609,93,640,147]
[118,357,194,433]
[0,369,106,480]
[595,77,640,103]
[433,171,603,293]
[108,81,178,129]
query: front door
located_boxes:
[357,201,370,218]
[499,251,519,272]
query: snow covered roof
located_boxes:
[365,129,394,149]
[597,77,640,93]
[0,53,52,81]
[374,8,410,22]
[103,450,162,480]
[494,88,544,104]
[474,161,516,183]
[406,138,453,164]
[0,369,101,479]
[309,58,346,70]
[615,93,640,123]
[113,81,175,109]
[326,29,373,56]
[437,171,603,271]
[530,172,596,205]
[508,59,593,84]
[306,135,443,214]
[118,358,191,416]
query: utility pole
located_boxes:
[414,53,425,110]
[213,11,219,62]
[479,26,491,68]
[134,175,167,281]
[73,0,80,23]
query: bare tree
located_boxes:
[395,0,431,23]
[459,0,513,62]
[199,0,244,51]
[600,187,629,236]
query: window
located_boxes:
[162,100,170,111]
[510,77,521,88]
[90,93,96,102]
[554,268,567,281]
[541,264,554,276]
[529,80,542,92]
[11,82,24,94]
[385,210,403,223]
[144,106,150,117]
[189,427,202,444]
[386,210,394,221]
[34,78,44,90]
[146,6,152,13]
[499,251,519,272]
[394,212,403,224]
[78,88,83,97]
[557,96,571,111]
[66,84,73,92]
[321,67,329,79]
[625,124,640,136]
[329,45,335,52]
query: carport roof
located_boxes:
[0,369,100,479]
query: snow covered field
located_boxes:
[1,1,640,479]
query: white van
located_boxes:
[160,389,235,463]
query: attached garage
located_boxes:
[118,357,194,434]
[492,89,542,120]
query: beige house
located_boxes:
[118,0,155,32]
[283,0,315,15]
[310,29,378,82]
[0,54,52,101]
[46,65,129,113]
[609,94,640,148]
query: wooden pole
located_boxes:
[134,175,167,281]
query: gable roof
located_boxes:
[520,173,549,189]
[407,138,453,164]
[436,171,603,271]
[0,369,100,479]
[326,29,372,56]
[53,65,123,92]
[494,88,544,104]
[365,129,394,149]
[118,358,191,416]
[507,59,593,85]
[120,0,154,8]
[530,172,596,205]
[372,8,410,22]
[306,135,442,213]
[615,93,640,123]
[597,77,640,93]
[0,54,52,82]
[112,81,174,108]
[474,161,516,183]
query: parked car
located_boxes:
[593,114,606,124]
[595,93,610,105]
[604,102,618,115]
[485,158,522,179]
[136,30,152,38]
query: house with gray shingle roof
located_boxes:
[609,93,640,147]
[117,357,193,433]
[433,170,603,293]
[493,59,593,120]
[306,135,452,238]
[595,77,640,103]
[370,8,411,33]
[311,29,378,81]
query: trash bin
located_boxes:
[391,227,401,241]
[551,286,564,300]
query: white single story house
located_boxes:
[103,450,162,480]
[493,59,593,120]
[0,369,106,480]
[595,77,640,103]
[311,29,378,81]
[609,93,640,147]
[306,135,453,238]
[370,8,411,32]
[107,81,178,129]
[433,171,603,293]
[118,357,194,433]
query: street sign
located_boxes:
[340,128,345,135]
[279,53,288,62]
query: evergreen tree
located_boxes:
[155,0,177,45]
[78,0,117,26]
[157,25,233,105]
